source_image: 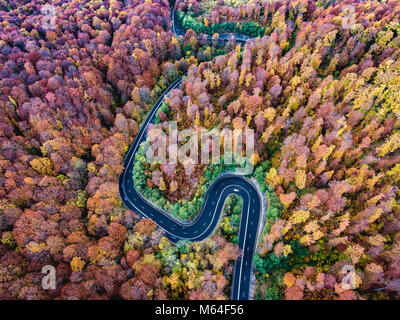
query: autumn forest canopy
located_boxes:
[0,0,400,300]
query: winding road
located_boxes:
[119,5,263,300]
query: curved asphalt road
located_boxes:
[119,5,263,300]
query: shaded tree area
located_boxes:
[176,0,268,37]
[219,193,242,244]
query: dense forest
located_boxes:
[0,0,400,300]
[135,0,400,300]
[0,0,239,300]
